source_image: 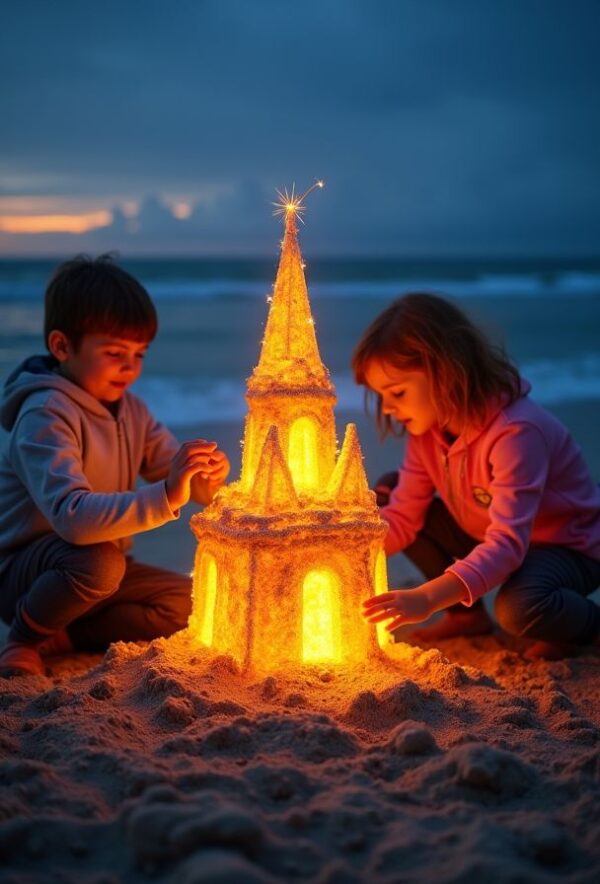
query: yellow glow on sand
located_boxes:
[302,569,341,662]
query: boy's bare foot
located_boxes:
[409,606,494,643]
[0,641,46,677]
[523,640,580,661]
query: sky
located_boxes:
[1,0,599,257]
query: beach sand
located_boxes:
[1,409,600,882]
[1,624,599,882]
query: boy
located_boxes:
[0,255,230,677]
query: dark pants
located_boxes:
[0,534,192,652]
[401,497,600,645]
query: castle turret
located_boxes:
[247,425,297,510]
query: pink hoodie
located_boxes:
[381,382,600,604]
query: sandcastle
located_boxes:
[188,189,388,671]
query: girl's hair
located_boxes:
[44,254,158,350]
[352,292,521,437]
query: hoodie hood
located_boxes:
[465,378,532,446]
[1,354,116,431]
[432,379,532,452]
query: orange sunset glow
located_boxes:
[0,211,113,235]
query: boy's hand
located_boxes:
[362,587,433,633]
[190,448,230,506]
[166,440,230,510]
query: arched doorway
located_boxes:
[374,550,389,648]
[302,568,341,662]
[197,552,218,647]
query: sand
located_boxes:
[1,406,599,883]
[1,624,599,883]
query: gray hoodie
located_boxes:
[0,355,180,574]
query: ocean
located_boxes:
[1,255,599,473]
[1,255,599,571]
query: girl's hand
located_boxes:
[362,573,468,633]
[166,440,229,510]
[362,587,433,632]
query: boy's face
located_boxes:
[55,333,149,404]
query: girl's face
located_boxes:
[363,358,439,436]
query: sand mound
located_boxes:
[1,631,599,882]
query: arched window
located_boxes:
[374,550,389,648]
[288,416,319,492]
[242,414,257,489]
[197,552,218,647]
[302,568,341,662]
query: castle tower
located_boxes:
[241,205,337,495]
[189,187,388,672]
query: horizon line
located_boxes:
[2,252,600,264]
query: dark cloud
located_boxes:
[1,0,599,254]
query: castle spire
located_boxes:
[250,183,333,393]
[327,423,376,508]
[248,425,298,509]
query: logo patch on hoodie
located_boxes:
[472,486,492,508]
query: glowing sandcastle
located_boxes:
[189,187,388,671]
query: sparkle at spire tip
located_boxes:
[273,179,324,224]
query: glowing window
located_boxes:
[198,553,217,646]
[288,417,318,491]
[374,550,389,648]
[243,416,256,488]
[302,569,341,662]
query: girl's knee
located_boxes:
[494,587,522,636]
[494,581,545,638]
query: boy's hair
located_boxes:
[44,254,158,350]
[352,292,522,437]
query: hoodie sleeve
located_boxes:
[11,406,179,545]
[447,422,550,604]
[139,409,180,484]
[380,436,436,556]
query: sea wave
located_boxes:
[134,354,600,426]
[1,271,599,302]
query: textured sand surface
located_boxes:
[1,631,599,883]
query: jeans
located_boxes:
[401,497,600,645]
[0,533,192,651]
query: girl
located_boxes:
[356,293,600,659]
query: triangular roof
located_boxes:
[248,425,298,509]
[249,210,333,392]
[327,423,375,508]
